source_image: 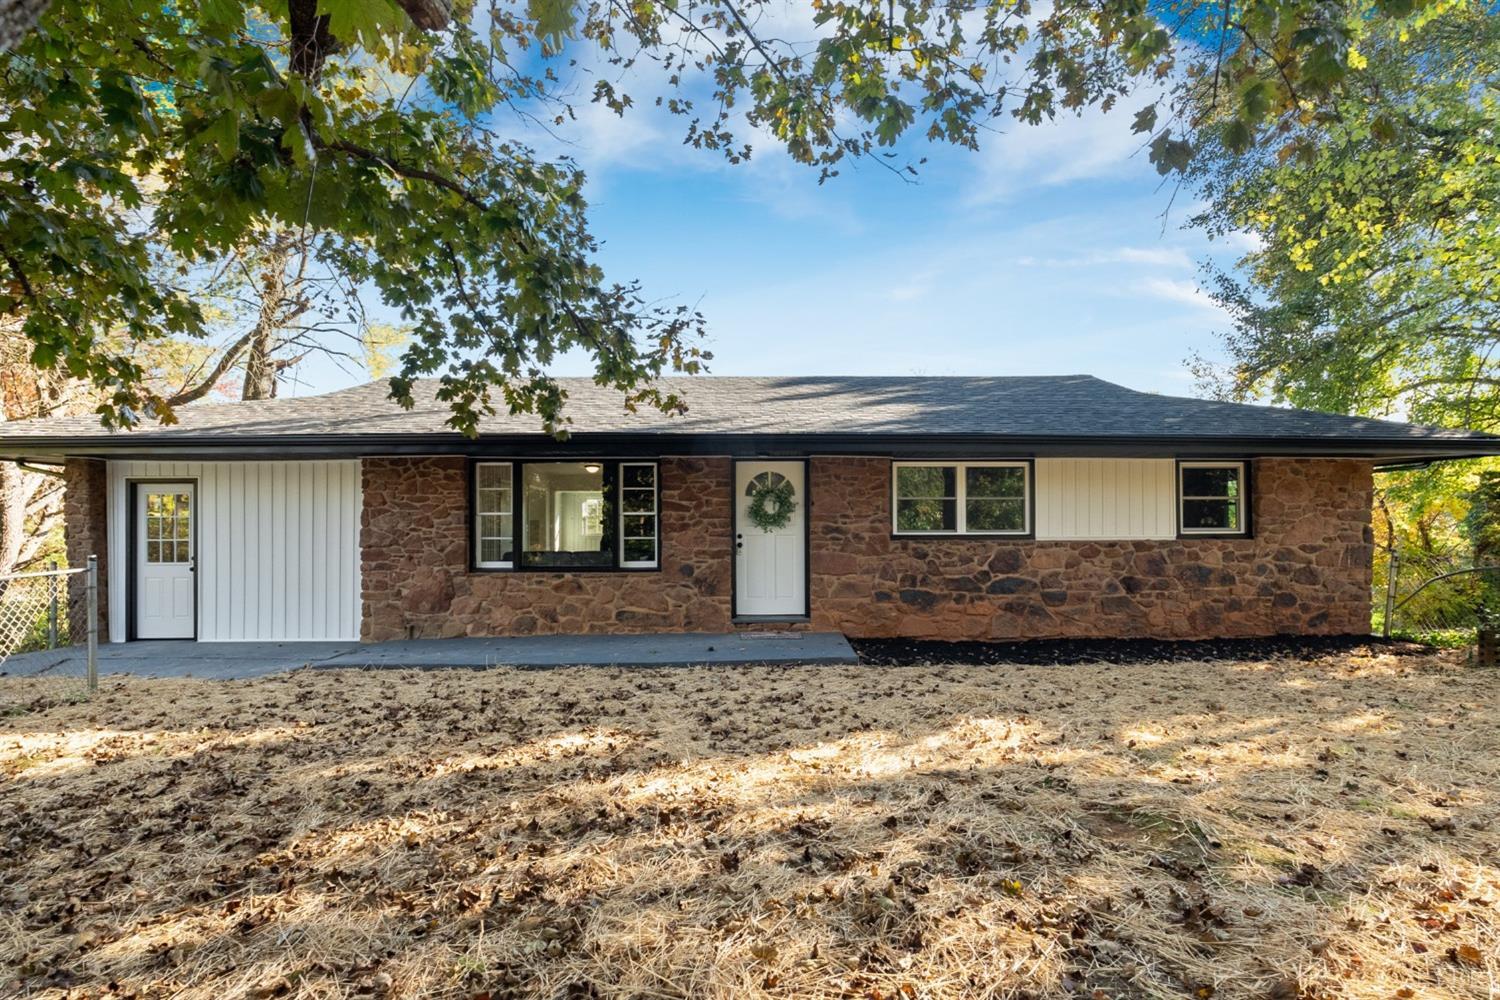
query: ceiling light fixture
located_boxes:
[584,463,601,474]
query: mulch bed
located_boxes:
[852,633,1432,666]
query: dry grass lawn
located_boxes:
[1,651,1498,999]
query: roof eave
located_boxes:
[4,430,1499,464]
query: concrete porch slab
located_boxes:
[2,632,857,681]
[315,631,858,670]
[1,640,360,681]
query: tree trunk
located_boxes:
[0,461,62,577]
[241,323,278,400]
[0,0,50,52]
[0,318,70,575]
[0,461,31,575]
[241,238,294,401]
[1472,471,1500,665]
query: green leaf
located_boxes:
[1149,130,1193,174]
[196,0,243,32]
[206,113,239,160]
[1221,117,1253,154]
[283,119,316,169]
[1240,80,1270,124]
[319,0,404,50]
[30,340,57,368]
[527,0,576,54]
[1131,103,1158,135]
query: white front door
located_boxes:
[135,483,196,639]
[735,461,806,617]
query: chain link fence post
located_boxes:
[47,559,58,648]
[87,554,98,694]
[1383,549,1399,639]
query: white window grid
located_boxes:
[891,461,1031,535]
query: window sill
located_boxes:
[1176,533,1252,541]
[891,533,1035,541]
[467,565,662,574]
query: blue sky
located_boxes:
[286,29,1253,401]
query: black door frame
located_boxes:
[126,478,200,641]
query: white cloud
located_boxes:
[884,267,940,302]
[1137,276,1226,315]
[1016,245,1193,269]
[492,34,869,227]
[1111,246,1192,267]
[1217,229,1266,255]
[964,101,1156,203]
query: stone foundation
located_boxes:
[358,456,1373,642]
[62,458,108,639]
[808,457,1374,639]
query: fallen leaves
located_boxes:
[0,652,1497,998]
[1448,943,1485,967]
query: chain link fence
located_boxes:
[1379,546,1500,657]
[0,555,97,713]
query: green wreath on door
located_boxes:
[746,475,797,531]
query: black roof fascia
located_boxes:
[3,431,1498,466]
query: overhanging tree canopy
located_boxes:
[0,0,1457,432]
[1189,2,1498,429]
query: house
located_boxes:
[3,375,1497,645]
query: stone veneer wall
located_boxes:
[360,454,1372,641]
[807,457,1374,639]
[63,458,108,639]
[360,456,734,640]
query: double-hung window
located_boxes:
[474,461,660,570]
[892,461,1030,535]
[1178,461,1248,535]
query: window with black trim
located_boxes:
[1178,461,1247,535]
[474,461,659,570]
[892,461,1030,535]
[619,463,659,567]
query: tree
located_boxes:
[1186,1,1497,635]
[158,228,407,404]
[0,318,81,575]
[0,0,1454,433]
[1188,1,1498,426]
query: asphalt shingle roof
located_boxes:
[3,376,1497,459]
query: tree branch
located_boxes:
[316,138,490,211]
[396,0,451,31]
[165,328,257,406]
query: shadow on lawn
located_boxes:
[1,656,1497,1000]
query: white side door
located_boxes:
[734,461,806,617]
[136,483,196,639]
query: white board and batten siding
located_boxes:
[107,461,361,643]
[1034,458,1176,540]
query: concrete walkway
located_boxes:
[1,632,857,680]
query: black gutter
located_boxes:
[1,430,1498,464]
[14,458,66,478]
